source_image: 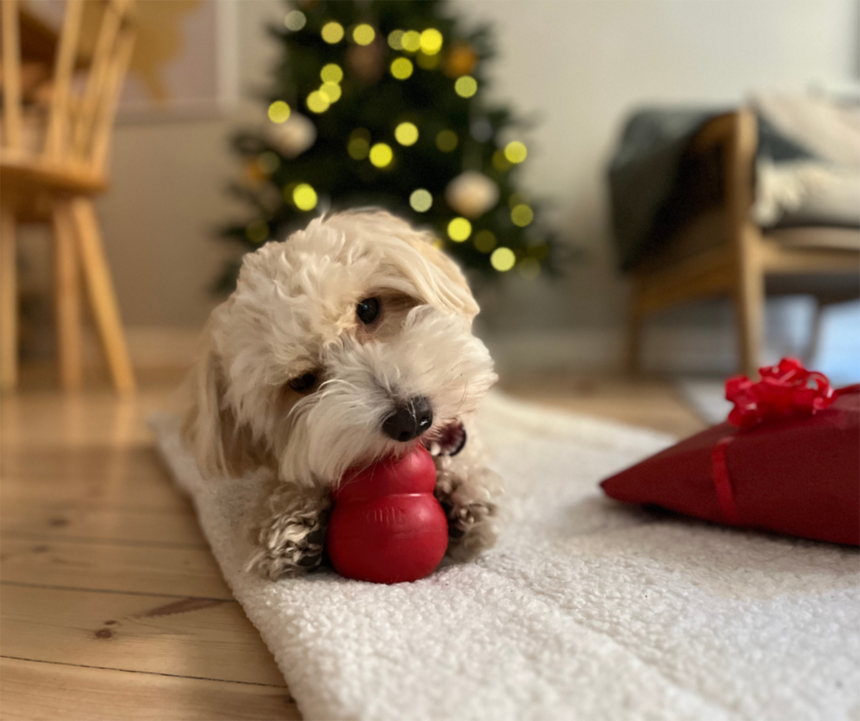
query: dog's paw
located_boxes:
[444,498,498,561]
[247,512,327,581]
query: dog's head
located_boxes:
[184,210,497,487]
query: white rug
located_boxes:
[151,392,860,721]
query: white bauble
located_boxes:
[445,171,499,218]
[268,113,317,158]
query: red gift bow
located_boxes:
[725,358,835,429]
[712,359,836,525]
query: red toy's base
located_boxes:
[326,446,449,584]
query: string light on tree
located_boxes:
[436,130,458,152]
[347,128,371,160]
[474,230,497,253]
[390,57,414,80]
[410,189,433,212]
[284,10,306,31]
[306,90,330,114]
[267,101,291,123]
[491,247,516,272]
[320,64,343,83]
[401,30,421,52]
[220,1,559,291]
[320,82,342,103]
[510,204,534,227]
[447,217,472,242]
[369,143,393,168]
[394,122,419,146]
[454,76,478,98]
[420,29,443,54]
[388,29,404,50]
[293,183,318,211]
[321,21,344,43]
[504,141,528,164]
[353,24,375,45]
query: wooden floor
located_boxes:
[0,369,704,720]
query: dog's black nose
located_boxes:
[382,396,433,442]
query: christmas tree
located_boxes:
[218,0,557,292]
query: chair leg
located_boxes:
[69,197,135,394]
[735,258,765,379]
[53,200,83,391]
[803,299,826,367]
[0,206,18,393]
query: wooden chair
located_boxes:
[1,0,137,393]
[627,109,860,378]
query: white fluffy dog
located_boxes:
[184,210,501,579]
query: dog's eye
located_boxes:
[356,297,380,325]
[288,373,317,393]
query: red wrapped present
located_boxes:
[601,359,860,546]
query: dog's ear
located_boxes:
[394,233,480,319]
[182,328,272,478]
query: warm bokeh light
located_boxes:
[436,130,458,152]
[454,76,477,98]
[504,141,528,164]
[394,122,419,146]
[306,91,330,114]
[474,229,497,253]
[518,257,541,279]
[321,21,344,44]
[390,57,414,80]
[410,189,433,212]
[353,24,376,45]
[401,30,421,52]
[420,29,443,55]
[490,247,516,271]
[387,29,404,50]
[347,129,371,160]
[267,100,291,123]
[369,143,393,168]
[320,82,342,103]
[284,10,306,32]
[510,204,534,227]
[448,217,472,242]
[293,183,318,210]
[492,149,512,172]
[320,63,343,83]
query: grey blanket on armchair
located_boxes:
[608,93,860,271]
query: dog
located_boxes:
[183,210,501,579]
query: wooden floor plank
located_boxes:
[0,585,286,687]
[0,657,300,721]
[0,538,232,599]
[0,501,207,547]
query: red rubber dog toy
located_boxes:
[326,445,448,584]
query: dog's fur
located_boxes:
[183,210,501,579]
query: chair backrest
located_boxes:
[1,0,137,175]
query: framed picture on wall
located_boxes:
[24,0,238,121]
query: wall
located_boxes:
[95,0,859,375]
